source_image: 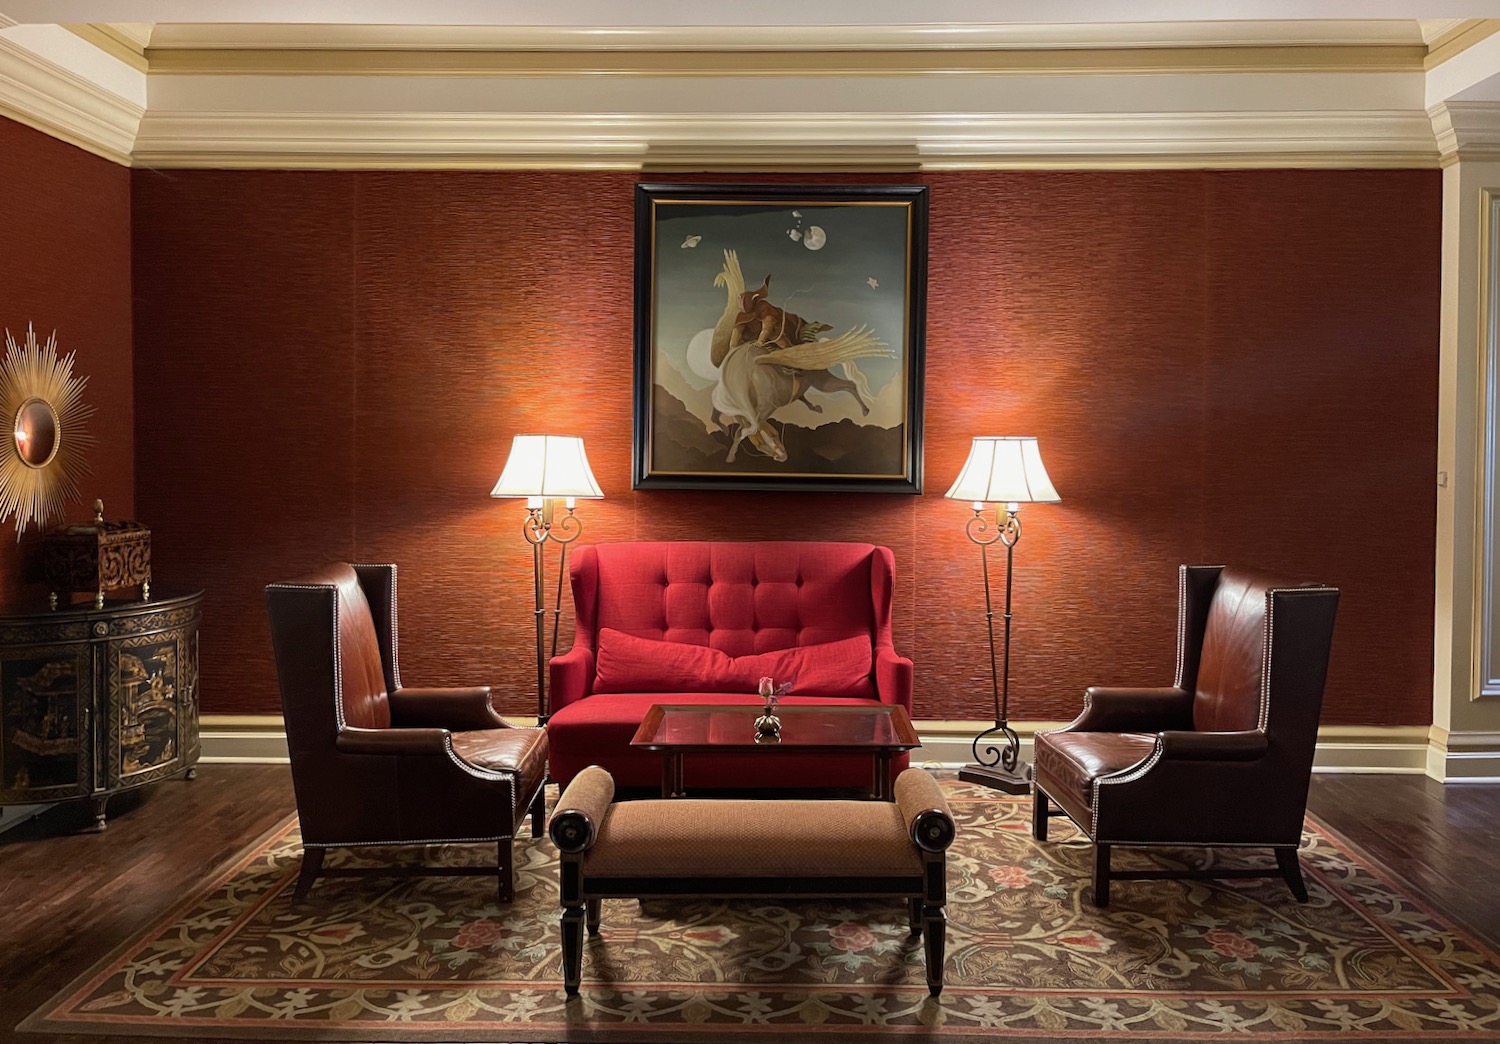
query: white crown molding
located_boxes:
[0,28,140,164]
[1422,18,1472,45]
[1430,100,1500,162]
[146,20,1427,53]
[130,109,1440,171]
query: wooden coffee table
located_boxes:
[631,703,921,799]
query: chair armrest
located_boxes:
[335,726,449,756]
[549,765,615,853]
[894,768,955,852]
[1158,729,1268,761]
[875,645,913,713]
[388,687,510,730]
[549,646,595,715]
[1066,687,1194,733]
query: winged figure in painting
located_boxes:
[707,250,893,463]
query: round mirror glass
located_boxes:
[14,398,59,468]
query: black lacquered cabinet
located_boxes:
[0,591,202,829]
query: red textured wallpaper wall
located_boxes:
[0,117,133,603]
[131,168,1440,725]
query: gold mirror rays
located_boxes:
[0,325,94,537]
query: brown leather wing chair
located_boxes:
[1032,565,1339,907]
[266,563,548,902]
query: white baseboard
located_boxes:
[1426,728,1500,782]
[201,715,1435,776]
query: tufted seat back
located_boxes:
[574,541,891,658]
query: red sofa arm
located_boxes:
[549,645,595,715]
[875,645,913,713]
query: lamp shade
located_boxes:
[944,437,1060,505]
[490,434,603,499]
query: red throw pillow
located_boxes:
[593,628,873,698]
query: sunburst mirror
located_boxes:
[0,324,94,537]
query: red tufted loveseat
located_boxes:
[546,541,914,790]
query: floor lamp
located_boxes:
[945,436,1060,794]
[490,434,602,726]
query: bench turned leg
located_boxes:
[907,897,921,937]
[586,897,602,934]
[923,904,946,996]
[562,906,585,997]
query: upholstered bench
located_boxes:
[548,766,956,997]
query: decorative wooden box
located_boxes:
[44,500,151,609]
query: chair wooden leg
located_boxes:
[1277,846,1309,903]
[923,904,946,997]
[497,839,515,903]
[1092,843,1111,908]
[530,785,546,839]
[562,906,584,997]
[293,847,325,902]
[908,897,922,937]
[586,897,602,935]
[1033,787,1049,842]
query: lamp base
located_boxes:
[958,761,1033,795]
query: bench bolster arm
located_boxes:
[895,768,955,852]
[550,765,615,853]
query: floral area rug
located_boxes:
[22,777,1500,1043]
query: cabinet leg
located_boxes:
[89,796,108,832]
[185,766,198,781]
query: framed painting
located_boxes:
[632,182,927,493]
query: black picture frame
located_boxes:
[632,182,927,494]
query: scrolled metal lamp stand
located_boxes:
[522,500,585,727]
[957,505,1032,794]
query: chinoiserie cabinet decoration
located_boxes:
[0,591,202,830]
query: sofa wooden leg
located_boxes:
[1033,787,1050,842]
[923,904,945,996]
[1092,843,1111,908]
[562,906,584,997]
[293,847,325,902]
[497,840,515,903]
[1277,846,1309,903]
[530,785,547,839]
[586,897,602,935]
[908,897,922,937]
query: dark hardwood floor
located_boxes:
[0,767,1496,1044]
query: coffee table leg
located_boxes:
[662,753,686,798]
[875,754,893,800]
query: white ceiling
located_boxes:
[3,0,1500,28]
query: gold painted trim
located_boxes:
[1475,189,1498,702]
[63,24,149,73]
[1425,19,1500,70]
[145,44,1426,78]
